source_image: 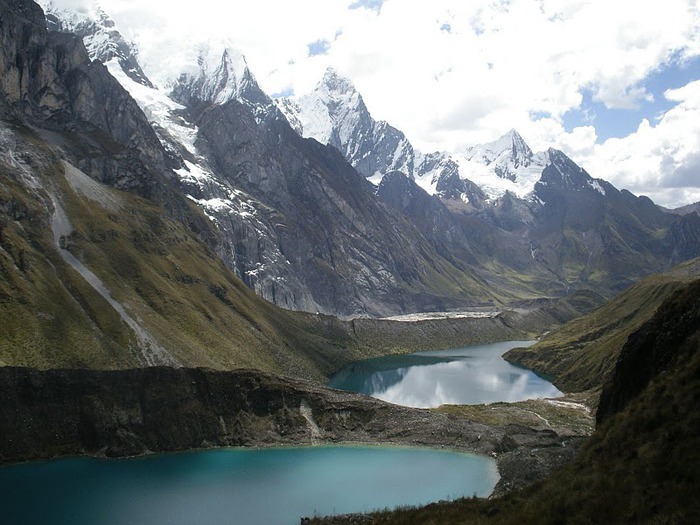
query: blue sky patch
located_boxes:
[307,39,331,57]
[349,0,384,13]
[271,87,294,98]
[563,55,700,142]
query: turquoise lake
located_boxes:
[328,340,563,407]
[0,445,499,525]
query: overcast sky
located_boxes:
[43,0,700,208]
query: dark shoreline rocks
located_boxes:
[0,366,584,495]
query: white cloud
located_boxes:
[41,0,700,206]
[553,80,700,207]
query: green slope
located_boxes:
[0,124,364,378]
[504,256,700,393]
[0,123,542,379]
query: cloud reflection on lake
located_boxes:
[329,340,562,408]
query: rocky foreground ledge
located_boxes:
[0,366,586,494]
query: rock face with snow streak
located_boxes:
[44,4,154,88]
[2,0,176,204]
[191,98,489,315]
[39,1,700,314]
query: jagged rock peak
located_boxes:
[170,42,272,111]
[43,1,154,88]
[308,67,366,121]
[317,67,358,95]
[465,129,534,168]
[505,129,534,164]
[277,67,414,178]
[542,148,595,187]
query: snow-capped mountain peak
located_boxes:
[277,67,366,145]
[170,43,270,109]
[318,67,357,97]
[277,68,414,179]
[448,129,549,201]
[464,129,536,178]
[43,1,154,88]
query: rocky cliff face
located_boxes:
[0,365,586,496]
[596,278,700,423]
[376,171,482,268]
[0,366,483,462]
[191,98,488,315]
[0,0,178,206]
[661,212,700,265]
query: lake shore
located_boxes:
[0,366,592,496]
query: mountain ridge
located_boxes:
[13,0,700,319]
[41,8,517,316]
[279,68,700,301]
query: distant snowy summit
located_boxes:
[456,130,550,201]
[277,68,415,181]
[464,128,539,180]
[277,69,564,204]
[170,43,273,115]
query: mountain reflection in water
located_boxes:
[328,340,562,408]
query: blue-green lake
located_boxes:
[328,340,563,408]
[0,445,499,525]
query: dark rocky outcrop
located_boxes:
[0,0,196,220]
[596,278,700,423]
[376,171,481,266]
[660,211,700,266]
[0,0,164,167]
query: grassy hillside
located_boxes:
[1,123,553,379]
[0,124,368,378]
[504,256,700,393]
